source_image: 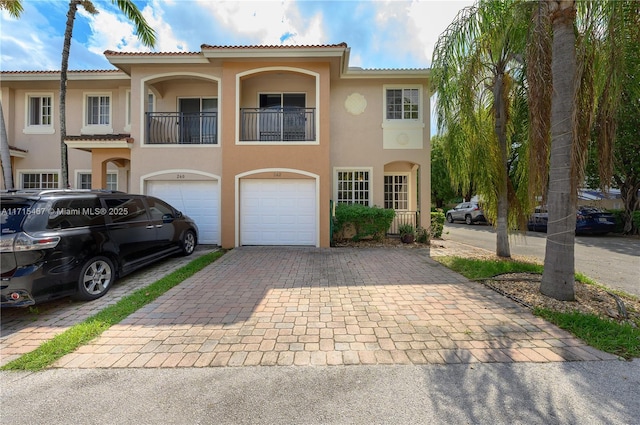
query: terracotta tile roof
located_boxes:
[200,43,348,49]
[65,134,132,142]
[1,69,123,74]
[103,50,201,56]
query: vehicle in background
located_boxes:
[446,202,487,225]
[1,190,198,307]
[526,206,616,235]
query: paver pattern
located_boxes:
[48,247,615,368]
[0,247,217,366]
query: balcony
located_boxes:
[240,107,316,142]
[146,112,217,145]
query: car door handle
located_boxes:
[146,225,155,230]
[155,225,163,228]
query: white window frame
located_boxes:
[23,93,55,134]
[334,168,372,206]
[383,85,421,122]
[384,173,410,211]
[18,170,60,189]
[82,92,113,134]
[76,171,118,190]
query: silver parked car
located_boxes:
[446,202,487,225]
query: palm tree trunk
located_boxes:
[493,73,511,258]
[60,0,80,189]
[540,2,577,301]
[0,100,14,189]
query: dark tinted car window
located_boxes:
[0,201,35,234]
[146,197,175,221]
[103,198,148,223]
[47,198,106,229]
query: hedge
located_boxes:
[333,204,395,241]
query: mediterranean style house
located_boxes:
[0,43,431,248]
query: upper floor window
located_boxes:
[83,93,113,134]
[87,95,110,125]
[24,94,54,134]
[385,88,419,120]
[336,169,370,206]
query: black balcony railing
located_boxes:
[240,107,316,142]
[146,112,217,145]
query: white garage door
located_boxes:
[241,179,316,246]
[146,180,219,245]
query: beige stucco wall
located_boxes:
[1,79,127,189]
[220,62,332,248]
[330,77,431,226]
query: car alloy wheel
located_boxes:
[76,256,114,301]
[181,230,196,256]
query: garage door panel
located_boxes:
[241,179,316,246]
[147,180,219,245]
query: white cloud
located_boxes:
[142,1,190,51]
[78,6,151,55]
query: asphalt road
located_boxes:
[442,223,640,297]
[2,361,639,424]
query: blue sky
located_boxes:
[0,0,474,71]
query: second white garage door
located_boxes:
[146,180,219,245]
[240,179,316,246]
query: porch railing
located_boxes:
[388,210,420,234]
[146,112,218,145]
[240,107,316,142]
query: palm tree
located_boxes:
[432,0,532,258]
[59,0,156,188]
[0,0,23,189]
[527,0,638,300]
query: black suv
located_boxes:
[1,190,198,307]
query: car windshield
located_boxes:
[1,201,35,234]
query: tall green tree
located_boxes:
[430,135,458,209]
[432,0,532,258]
[59,0,156,188]
[527,0,638,300]
[0,0,23,189]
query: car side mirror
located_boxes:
[162,213,175,223]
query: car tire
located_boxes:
[465,215,472,225]
[74,256,115,301]
[181,230,197,256]
[446,214,453,223]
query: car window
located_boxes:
[146,197,175,221]
[0,201,34,234]
[47,198,106,229]
[103,198,149,223]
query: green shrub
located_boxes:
[609,209,625,233]
[333,204,395,241]
[633,211,640,232]
[430,211,445,239]
[415,227,430,244]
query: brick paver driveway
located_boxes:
[50,247,614,368]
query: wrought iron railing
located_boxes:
[146,112,217,145]
[240,107,316,142]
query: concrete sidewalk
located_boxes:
[2,360,639,424]
[48,247,615,369]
